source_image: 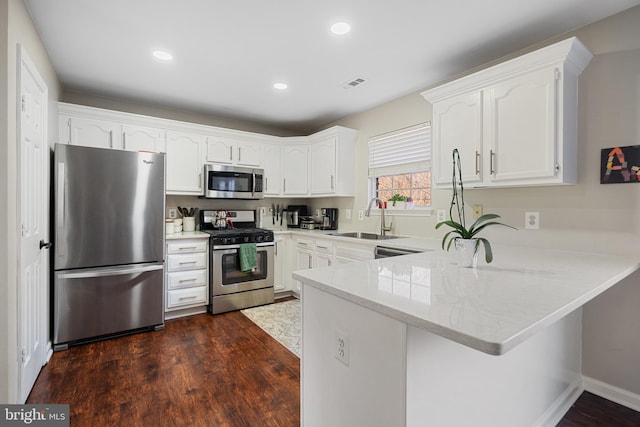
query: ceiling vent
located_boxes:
[342,77,366,90]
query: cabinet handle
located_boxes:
[283,178,286,193]
[490,150,495,175]
[179,261,198,265]
[331,174,335,190]
[229,146,233,161]
[179,278,197,283]
[328,260,332,266]
[265,177,268,192]
[238,147,242,162]
[475,151,480,175]
[298,242,308,247]
[308,256,312,269]
[317,245,328,250]
[178,246,198,250]
[275,242,278,256]
[179,296,198,300]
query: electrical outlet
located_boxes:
[358,210,364,221]
[259,207,266,215]
[472,204,483,219]
[436,209,446,222]
[168,208,177,219]
[525,212,540,229]
[345,209,352,220]
[334,330,350,366]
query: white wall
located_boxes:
[312,6,640,397]
[0,0,61,404]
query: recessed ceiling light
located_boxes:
[331,22,351,35]
[152,50,173,61]
[273,82,288,90]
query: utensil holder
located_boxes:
[183,216,195,232]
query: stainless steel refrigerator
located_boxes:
[53,144,165,350]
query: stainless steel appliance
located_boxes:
[286,205,308,228]
[53,144,165,350]
[374,246,423,258]
[203,163,264,199]
[320,208,338,230]
[200,209,274,314]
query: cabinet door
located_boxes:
[236,141,262,167]
[310,137,336,194]
[122,124,166,153]
[282,145,309,195]
[487,67,558,183]
[432,92,483,186]
[294,248,313,293]
[66,116,121,149]
[206,137,234,164]
[166,131,205,194]
[263,144,282,195]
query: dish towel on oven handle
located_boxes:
[239,243,258,272]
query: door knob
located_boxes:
[39,240,52,250]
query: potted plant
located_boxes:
[435,149,515,267]
[388,194,408,209]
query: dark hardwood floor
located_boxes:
[28,308,300,426]
[28,301,639,426]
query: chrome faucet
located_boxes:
[366,197,392,237]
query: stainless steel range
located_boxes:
[200,209,274,314]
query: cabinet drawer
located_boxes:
[167,269,207,290]
[167,252,207,272]
[167,287,207,309]
[296,238,314,249]
[167,240,207,254]
[314,240,335,253]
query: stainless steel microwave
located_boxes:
[203,164,264,199]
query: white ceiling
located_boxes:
[25,0,640,133]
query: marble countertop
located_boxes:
[165,231,210,240]
[293,244,639,355]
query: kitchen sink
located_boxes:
[328,231,399,240]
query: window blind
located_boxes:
[368,122,431,176]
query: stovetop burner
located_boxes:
[200,209,274,246]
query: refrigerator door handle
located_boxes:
[57,263,163,279]
[56,162,65,257]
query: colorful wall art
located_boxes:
[600,145,640,184]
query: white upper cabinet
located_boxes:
[431,91,484,186]
[60,115,122,149]
[282,144,309,195]
[310,137,336,194]
[122,124,166,153]
[58,103,359,197]
[423,37,592,188]
[262,143,282,196]
[206,136,262,167]
[166,131,206,195]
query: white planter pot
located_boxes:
[388,201,406,210]
[455,238,479,268]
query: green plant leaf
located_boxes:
[478,238,493,263]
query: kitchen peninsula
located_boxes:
[293,241,639,426]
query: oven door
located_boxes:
[211,243,274,296]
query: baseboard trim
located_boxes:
[583,376,640,412]
[535,379,583,427]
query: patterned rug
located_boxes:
[241,299,301,357]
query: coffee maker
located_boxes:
[320,208,338,230]
[286,205,308,228]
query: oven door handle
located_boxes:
[212,242,275,251]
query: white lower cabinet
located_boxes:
[334,241,374,263]
[274,235,292,293]
[165,237,209,318]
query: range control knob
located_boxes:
[243,236,250,243]
[255,235,264,242]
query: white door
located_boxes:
[18,46,49,403]
[282,145,308,195]
[166,131,205,194]
[122,124,166,153]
